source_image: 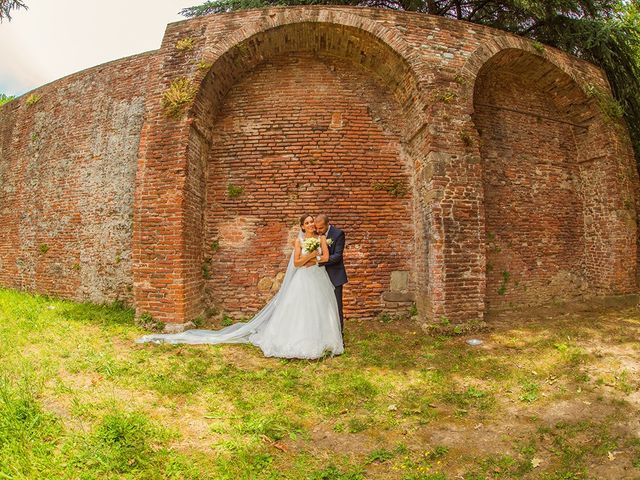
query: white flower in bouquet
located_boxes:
[303,237,321,253]
[326,238,333,246]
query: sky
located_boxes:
[0,0,203,97]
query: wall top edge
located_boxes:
[2,49,159,106]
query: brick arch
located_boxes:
[460,36,596,118]
[193,8,423,90]
[202,52,419,319]
[460,38,595,117]
[133,13,431,326]
[467,44,638,312]
[188,17,428,140]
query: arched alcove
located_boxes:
[184,21,428,320]
[472,48,637,311]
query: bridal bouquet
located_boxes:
[303,237,321,253]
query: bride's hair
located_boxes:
[299,213,314,231]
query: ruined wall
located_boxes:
[0,52,156,304]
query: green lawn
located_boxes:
[1,287,639,479]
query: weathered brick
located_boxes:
[0,6,637,330]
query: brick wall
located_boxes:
[1,6,637,329]
[133,8,637,326]
[0,52,156,304]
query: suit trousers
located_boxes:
[334,285,344,334]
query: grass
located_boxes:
[0,286,639,478]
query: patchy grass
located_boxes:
[1,286,639,479]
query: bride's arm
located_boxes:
[318,235,329,263]
[294,238,317,267]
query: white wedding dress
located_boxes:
[135,233,344,360]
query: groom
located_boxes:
[314,214,347,334]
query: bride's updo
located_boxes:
[299,213,314,232]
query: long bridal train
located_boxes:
[135,233,344,360]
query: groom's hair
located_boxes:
[316,214,329,225]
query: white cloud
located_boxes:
[0,0,203,96]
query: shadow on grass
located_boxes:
[59,300,135,327]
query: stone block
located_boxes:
[390,271,409,291]
[382,291,415,302]
[257,277,273,292]
[163,321,196,334]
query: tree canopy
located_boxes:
[0,0,26,21]
[181,0,640,170]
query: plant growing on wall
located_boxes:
[227,183,244,198]
[372,180,408,198]
[25,94,41,106]
[531,40,546,54]
[432,89,457,104]
[196,59,213,70]
[459,130,473,147]
[202,258,212,279]
[162,78,197,119]
[176,37,195,51]
[585,83,625,124]
[497,270,510,295]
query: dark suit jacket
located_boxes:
[320,225,348,287]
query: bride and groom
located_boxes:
[136,213,347,360]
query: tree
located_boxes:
[0,94,15,107]
[181,0,640,170]
[0,0,27,21]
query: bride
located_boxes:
[135,214,344,360]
